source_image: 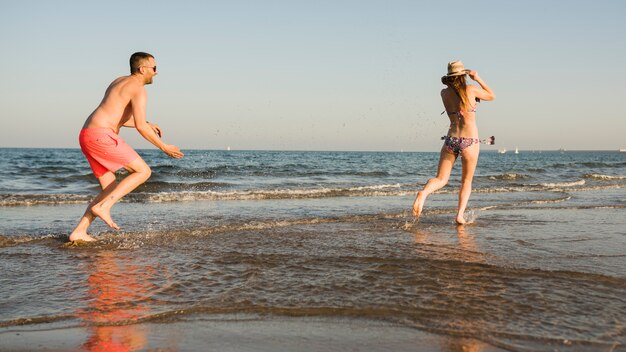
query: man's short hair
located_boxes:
[130,52,154,74]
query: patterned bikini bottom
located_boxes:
[441,135,495,155]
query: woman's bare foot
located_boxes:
[455,215,467,225]
[412,191,425,217]
[69,231,96,242]
[91,204,120,230]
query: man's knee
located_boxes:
[140,165,152,181]
[126,159,151,178]
[127,163,151,182]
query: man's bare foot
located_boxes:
[69,231,96,242]
[91,204,120,230]
[412,191,425,217]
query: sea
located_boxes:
[0,148,625,351]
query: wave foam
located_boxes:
[539,180,585,188]
[583,173,626,180]
[0,194,91,206]
[486,173,530,181]
[133,184,404,203]
[3,179,624,207]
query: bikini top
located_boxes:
[441,98,480,117]
[441,105,477,117]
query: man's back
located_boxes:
[83,75,144,131]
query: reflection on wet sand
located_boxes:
[76,251,157,351]
[413,225,490,351]
[442,339,492,352]
[412,224,485,263]
[455,225,481,258]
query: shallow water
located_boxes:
[1,148,625,350]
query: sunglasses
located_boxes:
[141,66,157,72]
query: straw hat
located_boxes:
[446,60,470,76]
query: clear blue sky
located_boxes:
[1,0,624,151]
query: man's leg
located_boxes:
[90,157,152,229]
[69,172,117,241]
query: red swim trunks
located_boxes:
[79,128,140,178]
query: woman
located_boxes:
[412,61,495,224]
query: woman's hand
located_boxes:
[468,71,495,101]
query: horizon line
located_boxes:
[0,147,623,153]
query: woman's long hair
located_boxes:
[442,75,470,111]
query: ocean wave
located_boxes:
[531,196,571,204]
[133,184,405,203]
[462,182,611,194]
[538,180,585,188]
[471,186,535,193]
[579,161,626,168]
[545,161,626,169]
[151,164,391,179]
[510,204,626,212]
[0,314,74,328]
[136,181,231,193]
[484,173,531,181]
[0,194,91,206]
[0,233,64,248]
[4,181,625,206]
[4,174,626,208]
[583,173,626,180]
[0,184,406,206]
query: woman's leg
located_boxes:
[413,146,458,217]
[456,144,480,224]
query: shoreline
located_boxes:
[0,316,508,352]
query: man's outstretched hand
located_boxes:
[163,144,184,158]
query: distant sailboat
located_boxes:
[227,146,231,151]
[514,147,519,154]
[498,148,507,154]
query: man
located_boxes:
[69,52,184,242]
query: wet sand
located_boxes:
[0,316,506,351]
